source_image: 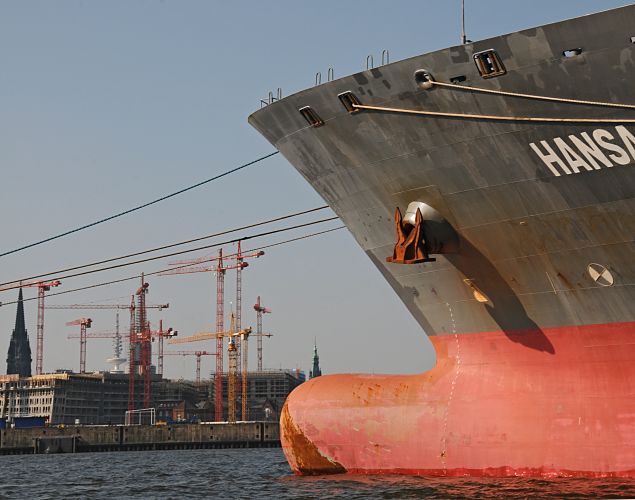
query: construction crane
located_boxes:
[67,324,174,369]
[48,302,169,376]
[128,295,136,411]
[161,247,262,421]
[228,322,269,422]
[47,303,169,311]
[169,315,271,422]
[155,320,178,376]
[66,317,92,373]
[253,296,272,371]
[167,314,251,422]
[238,327,251,420]
[234,242,265,374]
[162,350,213,384]
[135,276,152,410]
[227,338,238,422]
[22,280,62,374]
[67,330,126,371]
[67,331,124,339]
[112,311,124,371]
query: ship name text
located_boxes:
[529,126,635,177]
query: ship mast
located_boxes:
[461,0,467,44]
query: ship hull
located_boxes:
[250,5,635,476]
[282,321,635,476]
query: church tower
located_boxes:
[310,340,321,379]
[6,289,32,377]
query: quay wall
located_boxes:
[0,422,280,454]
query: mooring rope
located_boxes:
[428,80,635,110]
[351,103,635,123]
[350,78,635,122]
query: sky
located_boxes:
[0,0,629,380]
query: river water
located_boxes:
[0,448,634,499]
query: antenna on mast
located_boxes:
[461,0,467,44]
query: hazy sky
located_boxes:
[0,0,628,380]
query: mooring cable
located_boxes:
[0,216,340,293]
[0,151,279,258]
[0,225,345,307]
[0,204,328,288]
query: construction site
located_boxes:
[0,237,321,453]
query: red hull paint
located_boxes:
[281,322,635,476]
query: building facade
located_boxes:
[211,369,305,422]
[0,369,304,425]
[0,372,199,425]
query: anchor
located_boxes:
[386,207,436,264]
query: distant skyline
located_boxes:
[1,1,628,379]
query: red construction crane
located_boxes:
[66,317,92,373]
[135,276,152,410]
[22,280,62,374]
[162,350,213,384]
[253,296,272,371]
[161,246,263,421]
[129,281,178,410]
[49,301,169,377]
[127,274,156,412]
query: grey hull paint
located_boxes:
[249,5,635,341]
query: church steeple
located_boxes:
[6,289,32,377]
[310,339,321,379]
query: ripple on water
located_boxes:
[0,449,633,499]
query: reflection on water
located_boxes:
[0,448,633,499]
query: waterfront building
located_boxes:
[0,372,199,425]
[0,369,303,425]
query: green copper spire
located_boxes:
[310,339,321,379]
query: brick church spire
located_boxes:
[6,288,32,377]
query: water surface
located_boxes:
[0,449,633,499]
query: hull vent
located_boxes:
[299,106,324,128]
[473,49,506,78]
[338,92,362,113]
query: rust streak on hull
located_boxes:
[280,400,346,475]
